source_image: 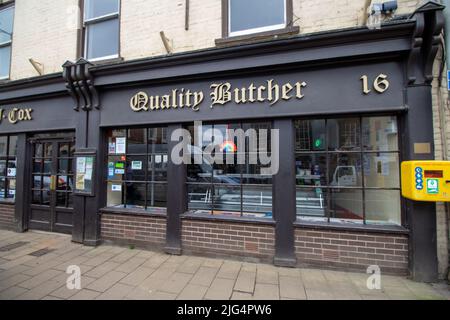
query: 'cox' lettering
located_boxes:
[7,108,33,124]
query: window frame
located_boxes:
[222,0,294,39]
[82,0,121,62]
[0,2,14,80]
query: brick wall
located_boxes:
[181,219,275,262]
[0,203,15,230]
[100,213,166,248]
[294,228,409,275]
[10,0,78,80]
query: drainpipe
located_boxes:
[440,0,450,281]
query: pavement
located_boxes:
[0,230,448,300]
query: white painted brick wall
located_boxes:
[9,0,78,80]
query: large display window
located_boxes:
[106,127,168,213]
[187,121,273,219]
[295,116,401,225]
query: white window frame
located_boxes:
[0,5,14,80]
[83,0,120,61]
[228,0,287,37]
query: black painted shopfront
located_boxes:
[0,3,444,282]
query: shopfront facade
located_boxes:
[0,3,445,282]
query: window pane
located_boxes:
[0,176,4,198]
[126,155,146,181]
[85,0,119,19]
[148,127,168,153]
[34,143,43,158]
[188,183,212,213]
[363,153,400,188]
[230,0,285,33]
[125,182,145,209]
[107,129,126,155]
[188,161,212,183]
[128,128,146,154]
[58,159,72,174]
[57,175,68,190]
[329,189,363,222]
[6,178,15,200]
[328,118,361,151]
[147,183,167,208]
[362,116,399,151]
[0,7,14,43]
[212,184,241,216]
[44,143,53,157]
[107,181,123,207]
[0,136,7,156]
[329,153,362,187]
[58,143,70,157]
[33,175,41,189]
[8,136,17,156]
[213,163,240,184]
[296,187,327,218]
[365,190,401,226]
[242,185,272,218]
[43,160,52,174]
[242,162,272,184]
[0,159,5,176]
[295,120,326,152]
[33,161,42,174]
[148,154,168,181]
[296,153,326,186]
[107,155,125,180]
[86,18,119,60]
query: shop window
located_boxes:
[106,127,167,213]
[295,116,401,226]
[0,4,14,79]
[0,135,17,202]
[187,122,273,219]
[226,0,289,37]
[83,0,120,61]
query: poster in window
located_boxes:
[131,161,142,170]
[7,168,16,177]
[116,137,126,154]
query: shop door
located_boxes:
[29,134,75,234]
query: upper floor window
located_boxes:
[0,5,14,80]
[83,0,120,61]
[228,0,287,37]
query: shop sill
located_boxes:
[99,207,167,218]
[181,212,276,226]
[215,26,300,47]
[294,219,409,235]
[0,201,15,205]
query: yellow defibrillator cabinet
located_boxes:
[401,161,450,202]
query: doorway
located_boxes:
[28,132,75,234]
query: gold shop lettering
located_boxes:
[130,79,307,112]
[0,108,33,124]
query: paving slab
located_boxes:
[177,284,209,300]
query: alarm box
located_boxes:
[401,161,450,202]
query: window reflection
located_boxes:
[295,116,401,225]
[187,122,273,219]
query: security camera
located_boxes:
[382,1,398,13]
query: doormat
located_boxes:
[0,241,29,252]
